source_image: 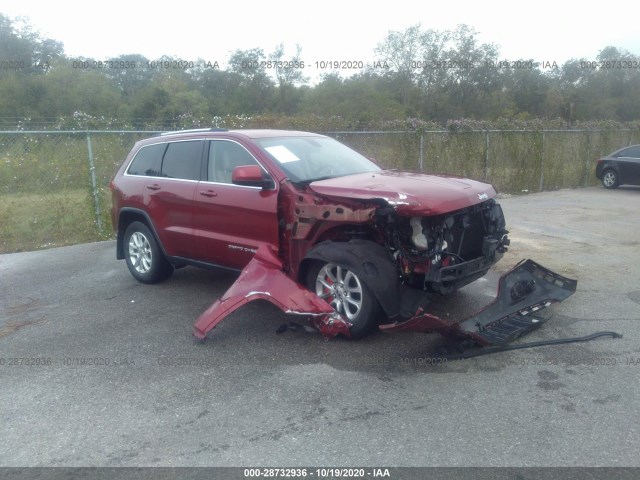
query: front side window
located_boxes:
[207,140,259,184]
[161,140,204,180]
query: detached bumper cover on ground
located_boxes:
[193,246,576,347]
[381,259,577,345]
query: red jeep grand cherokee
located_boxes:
[111,128,513,339]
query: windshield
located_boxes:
[254,136,381,183]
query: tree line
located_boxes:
[1,14,639,129]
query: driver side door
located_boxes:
[193,139,279,269]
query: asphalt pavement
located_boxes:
[1,186,639,467]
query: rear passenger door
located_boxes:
[193,139,279,269]
[615,146,640,184]
[127,139,204,258]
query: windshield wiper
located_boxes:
[296,175,337,186]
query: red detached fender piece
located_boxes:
[192,244,352,340]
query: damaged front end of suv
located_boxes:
[193,161,576,347]
[374,195,509,296]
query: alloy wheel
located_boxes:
[128,232,152,274]
[315,263,363,321]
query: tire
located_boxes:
[602,169,619,189]
[123,221,173,284]
[306,261,381,339]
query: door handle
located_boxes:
[146,184,161,191]
[200,190,217,197]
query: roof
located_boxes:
[154,128,325,140]
[227,129,325,139]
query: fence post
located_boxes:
[484,131,490,181]
[419,132,424,170]
[538,131,545,192]
[584,131,592,187]
[85,132,102,232]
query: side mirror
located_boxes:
[232,165,274,189]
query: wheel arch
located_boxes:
[300,239,400,318]
[601,167,620,188]
[116,208,165,260]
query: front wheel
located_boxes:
[306,261,381,339]
[123,221,173,284]
[602,169,619,189]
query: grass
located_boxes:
[0,189,112,254]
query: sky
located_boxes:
[2,0,640,80]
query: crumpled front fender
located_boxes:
[192,245,351,340]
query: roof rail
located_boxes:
[157,128,229,136]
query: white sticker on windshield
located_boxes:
[265,145,300,163]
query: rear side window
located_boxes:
[616,146,640,159]
[162,140,204,180]
[127,143,166,176]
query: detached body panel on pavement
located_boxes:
[192,245,352,340]
[194,250,576,346]
[380,259,577,345]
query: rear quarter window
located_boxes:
[127,143,166,176]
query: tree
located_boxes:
[552,48,640,121]
[375,24,503,119]
[0,14,62,75]
[300,72,404,122]
[228,48,269,84]
[270,43,307,113]
[226,48,275,112]
[103,54,153,97]
[505,64,551,117]
[374,24,424,109]
[435,25,501,118]
[35,58,122,118]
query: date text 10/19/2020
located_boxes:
[244,468,391,478]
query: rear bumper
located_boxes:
[595,163,604,179]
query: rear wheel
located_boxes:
[602,169,619,189]
[123,221,173,284]
[306,261,381,339]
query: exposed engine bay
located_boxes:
[376,198,510,294]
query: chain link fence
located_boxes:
[0,130,158,254]
[1,128,638,254]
